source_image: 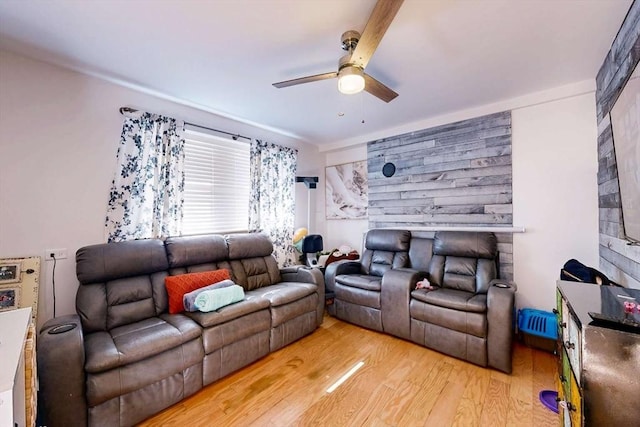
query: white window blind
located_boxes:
[182,129,250,235]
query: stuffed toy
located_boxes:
[415,278,434,291]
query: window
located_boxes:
[182,128,250,235]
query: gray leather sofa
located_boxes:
[325,229,516,373]
[37,232,323,427]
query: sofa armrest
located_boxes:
[487,281,517,373]
[490,278,518,291]
[323,260,362,294]
[281,265,325,326]
[281,265,320,284]
[381,268,429,340]
[38,314,87,427]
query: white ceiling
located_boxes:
[0,0,632,147]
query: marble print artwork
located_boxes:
[325,160,368,219]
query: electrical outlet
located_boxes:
[45,249,67,261]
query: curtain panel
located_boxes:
[249,140,298,267]
[105,112,185,242]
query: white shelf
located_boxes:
[0,307,31,427]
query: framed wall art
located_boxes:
[325,160,368,219]
[0,257,41,321]
[0,287,20,311]
[610,61,639,243]
[0,261,21,284]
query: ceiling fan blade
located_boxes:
[273,72,338,88]
[364,73,398,103]
[350,0,404,69]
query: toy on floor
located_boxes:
[415,278,434,290]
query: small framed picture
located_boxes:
[0,287,20,311]
[0,261,21,284]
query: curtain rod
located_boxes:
[119,107,252,141]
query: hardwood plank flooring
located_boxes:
[139,315,559,427]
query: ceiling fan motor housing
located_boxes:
[341,30,361,52]
[339,53,363,72]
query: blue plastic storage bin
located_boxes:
[517,308,557,352]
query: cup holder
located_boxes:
[48,323,77,334]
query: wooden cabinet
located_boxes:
[556,280,639,426]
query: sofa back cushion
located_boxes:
[428,231,497,294]
[408,231,435,271]
[164,234,232,275]
[226,233,281,290]
[360,229,410,277]
[75,239,169,333]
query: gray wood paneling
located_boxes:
[367,111,513,279]
[595,0,640,287]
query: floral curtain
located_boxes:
[249,140,298,266]
[105,112,185,242]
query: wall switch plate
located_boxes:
[45,249,67,261]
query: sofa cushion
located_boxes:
[76,240,171,333]
[268,294,318,328]
[185,295,270,328]
[165,269,230,314]
[84,314,201,374]
[226,232,273,259]
[443,256,477,292]
[164,234,228,268]
[365,229,411,252]
[335,284,381,309]
[335,274,382,291]
[245,282,316,306]
[358,229,411,277]
[410,300,487,338]
[86,338,203,408]
[433,231,497,259]
[76,239,169,284]
[411,288,487,313]
[200,309,271,354]
[229,257,281,290]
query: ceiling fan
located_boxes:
[272,0,404,103]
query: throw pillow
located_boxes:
[165,269,231,314]
[183,279,235,312]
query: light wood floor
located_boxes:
[140,315,559,427]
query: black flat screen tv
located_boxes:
[610,60,640,244]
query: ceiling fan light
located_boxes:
[338,66,365,95]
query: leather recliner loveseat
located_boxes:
[37,232,323,427]
[325,229,412,332]
[325,229,516,374]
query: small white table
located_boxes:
[0,307,32,427]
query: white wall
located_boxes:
[512,93,599,310]
[321,89,600,312]
[0,50,323,328]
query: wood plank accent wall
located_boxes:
[595,0,640,288]
[366,111,514,280]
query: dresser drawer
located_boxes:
[559,349,582,426]
[561,298,581,384]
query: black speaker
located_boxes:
[382,162,396,177]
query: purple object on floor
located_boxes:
[539,390,559,413]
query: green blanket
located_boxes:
[194,285,245,312]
